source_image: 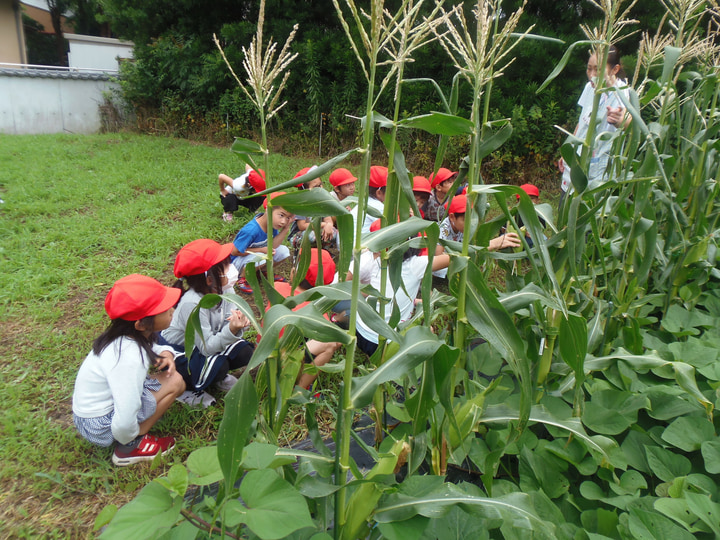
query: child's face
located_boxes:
[272,207,294,229]
[435,179,453,197]
[151,307,175,332]
[305,178,323,190]
[449,213,465,233]
[530,195,540,204]
[414,192,430,208]
[335,182,356,200]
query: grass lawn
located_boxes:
[0,133,325,537]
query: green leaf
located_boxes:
[701,439,720,474]
[242,442,297,470]
[230,469,314,539]
[100,481,183,538]
[351,326,442,408]
[645,445,691,483]
[155,464,188,498]
[559,312,587,374]
[93,505,117,532]
[537,39,594,93]
[685,492,720,536]
[364,217,438,253]
[518,446,570,499]
[273,189,350,218]
[217,372,258,493]
[662,416,715,452]
[398,112,475,136]
[476,123,513,161]
[628,506,695,540]
[187,446,223,486]
[231,137,264,154]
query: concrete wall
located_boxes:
[66,33,133,72]
[0,68,118,134]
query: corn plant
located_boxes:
[98,0,720,538]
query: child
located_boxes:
[72,274,185,466]
[412,175,432,218]
[425,167,458,222]
[162,239,254,407]
[329,167,357,203]
[290,167,337,254]
[351,165,387,234]
[219,166,267,221]
[231,192,295,293]
[559,45,631,203]
[271,248,341,390]
[515,183,545,247]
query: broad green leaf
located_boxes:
[645,445,691,483]
[559,312,587,373]
[476,123,513,161]
[229,469,314,540]
[295,474,341,498]
[351,326,442,408]
[364,217,438,252]
[155,464,188,498]
[660,46,683,85]
[100,481,183,539]
[242,442,297,470]
[273,189,350,218]
[701,439,720,474]
[217,372,258,493]
[654,498,699,533]
[231,137,264,154]
[186,446,223,486]
[93,505,117,532]
[480,404,614,459]
[518,446,570,499]
[685,492,720,536]
[661,416,715,452]
[398,112,475,136]
[628,506,695,540]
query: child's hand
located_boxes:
[227,309,251,334]
[489,232,521,251]
[607,106,625,127]
[154,351,177,375]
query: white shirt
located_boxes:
[356,255,429,345]
[72,337,174,444]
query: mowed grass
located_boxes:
[0,133,322,537]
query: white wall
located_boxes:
[0,69,119,134]
[66,33,133,72]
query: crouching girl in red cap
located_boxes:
[162,239,255,407]
[72,274,186,466]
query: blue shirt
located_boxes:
[232,215,278,258]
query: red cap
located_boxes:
[248,169,266,192]
[412,176,432,194]
[263,191,287,209]
[369,219,382,232]
[304,248,336,286]
[369,166,388,188]
[174,239,234,278]
[517,183,540,200]
[446,194,467,215]
[105,274,180,321]
[329,168,357,187]
[429,168,456,188]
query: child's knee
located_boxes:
[274,245,290,262]
[169,371,186,396]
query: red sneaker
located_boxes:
[237,277,252,294]
[112,433,175,466]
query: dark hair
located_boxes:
[92,316,159,366]
[402,246,422,262]
[369,186,386,200]
[178,256,231,296]
[606,45,627,81]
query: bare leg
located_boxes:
[297,340,341,389]
[139,371,185,435]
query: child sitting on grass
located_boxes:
[231,192,295,293]
[72,274,185,466]
[329,167,357,203]
[219,165,266,222]
[290,167,337,254]
[412,175,432,218]
[162,239,254,408]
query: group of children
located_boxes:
[72,163,541,466]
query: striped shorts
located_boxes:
[73,377,161,447]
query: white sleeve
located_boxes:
[107,341,148,444]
